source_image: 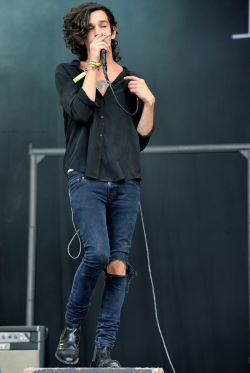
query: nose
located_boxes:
[94,25,102,36]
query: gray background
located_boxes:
[0,0,250,372]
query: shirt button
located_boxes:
[100,134,103,136]
[101,116,104,118]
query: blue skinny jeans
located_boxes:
[65,171,140,348]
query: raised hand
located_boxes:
[124,76,155,105]
[89,33,111,63]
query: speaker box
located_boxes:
[0,325,46,373]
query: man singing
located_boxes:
[55,2,155,367]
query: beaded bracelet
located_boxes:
[73,63,100,83]
[86,65,99,72]
[89,61,101,70]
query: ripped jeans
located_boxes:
[65,171,140,348]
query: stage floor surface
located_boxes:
[24,368,164,373]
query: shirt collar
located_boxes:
[70,59,81,67]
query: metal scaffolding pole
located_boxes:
[248,151,250,364]
[26,145,45,326]
[26,143,250,361]
[26,151,37,326]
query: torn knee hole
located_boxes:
[125,263,138,293]
[106,260,126,275]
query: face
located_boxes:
[83,9,116,49]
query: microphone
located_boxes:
[100,39,107,72]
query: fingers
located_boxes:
[97,41,110,52]
[124,76,142,81]
[128,83,139,93]
[127,80,146,89]
[128,82,139,87]
[92,33,111,51]
[127,78,148,95]
[90,40,110,55]
[94,32,111,41]
[96,40,110,48]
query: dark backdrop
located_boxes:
[0,0,250,372]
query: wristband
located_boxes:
[89,61,101,68]
[72,62,100,83]
[87,65,99,72]
[73,69,87,83]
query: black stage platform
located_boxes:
[24,368,164,373]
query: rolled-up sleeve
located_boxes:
[132,96,155,152]
[138,126,155,151]
[55,64,99,124]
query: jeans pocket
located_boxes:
[127,179,140,190]
[68,172,85,193]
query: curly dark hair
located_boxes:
[62,2,121,62]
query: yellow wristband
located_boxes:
[73,70,87,83]
[89,61,101,67]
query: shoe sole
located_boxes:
[90,362,121,368]
[55,352,79,365]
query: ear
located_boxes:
[111,26,117,40]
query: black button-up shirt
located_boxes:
[55,59,154,181]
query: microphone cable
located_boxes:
[100,46,139,116]
[67,200,176,373]
[72,41,139,116]
[139,202,176,373]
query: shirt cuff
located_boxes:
[137,126,155,138]
[77,88,99,107]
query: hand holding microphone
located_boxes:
[89,32,110,63]
[101,38,107,71]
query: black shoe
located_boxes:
[55,324,81,365]
[90,345,121,368]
